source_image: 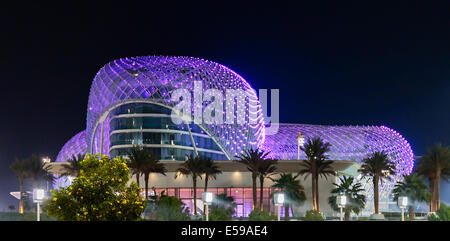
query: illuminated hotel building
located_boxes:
[48,56,415,217]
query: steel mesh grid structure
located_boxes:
[55,130,87,163]
[86,56,265,159]
[262,123,414,203]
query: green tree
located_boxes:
[298,137,335,212]
[392,173,430,220]
[248,209,276,221]
[147,192,191,221]
[271,173,306,221]
[358,151,395,214]
[61,154,85,177]
[303,210,324,221]
[235,148,270,210]
[415,143,450,212]
[428,203,450,221]
[175,154,204,215]
[328,176,366,221]
[10,158,29,214]
[45,154,145,221]
[209,208,231,221]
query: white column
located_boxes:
[277,206,281,221]
[36,202,41,221]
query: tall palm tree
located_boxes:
[126,145,149,189]
[10,158,29,214]
[27,154,54,188]
[61,154,85,177]
[175,154,204,215]
[358,151,395,214]
[201,157,222,214]
[328,176,366,221]
[201,157,222,192]
[392,173,430,220]
[415,160,437,212]
[415,143,450,212]
[235,148,270,210]
[271,173,306,221]
[141,149,166,200]
[298,137,334,212]
[258,158,278,210]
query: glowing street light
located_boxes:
[398,196,408,221]
[337,194,347,221]
[42,157,51,191]
[274,193,285,221]
[202,192,214,221]
[33,189,45,221]
[42,156,51,164]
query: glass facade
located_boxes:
[109,103,228,160]
[143,187,293,218]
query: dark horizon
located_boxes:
[1,2,449,210]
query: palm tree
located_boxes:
[392,173,430,220]
[10,158,29,214]
[328,176,366,221]
[27,154,54,188]
[271,173,306,221]
[210,193,237,217]
[415,143,450,212]
[61,154,85,177]
[126,145,149,189]
[200,157,222,214]
[201,157,222,192]
[415,160,437,212]
[235,148,270,210]
[298,137,334,212]
[175,154,204,215]
[141,149,166,200]
[358,151,395,214]
[258,158,278,211]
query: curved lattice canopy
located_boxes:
[55,130,87,163]
[262,123,414,201]
[86,56,265,159]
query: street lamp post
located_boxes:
[42,157,51,191]
[202,192,213,221]
[274,193,285,221]
[398,196,408,221]
[337,194,347,221]
[33,189,45,221]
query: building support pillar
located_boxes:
[186,123,199,157]
[100,121,105,156]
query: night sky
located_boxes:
[1,2,449,210]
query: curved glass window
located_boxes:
[111,103,172,115]
[110,116,186,131]
[110,132,223,152]
[108,103,227,161]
